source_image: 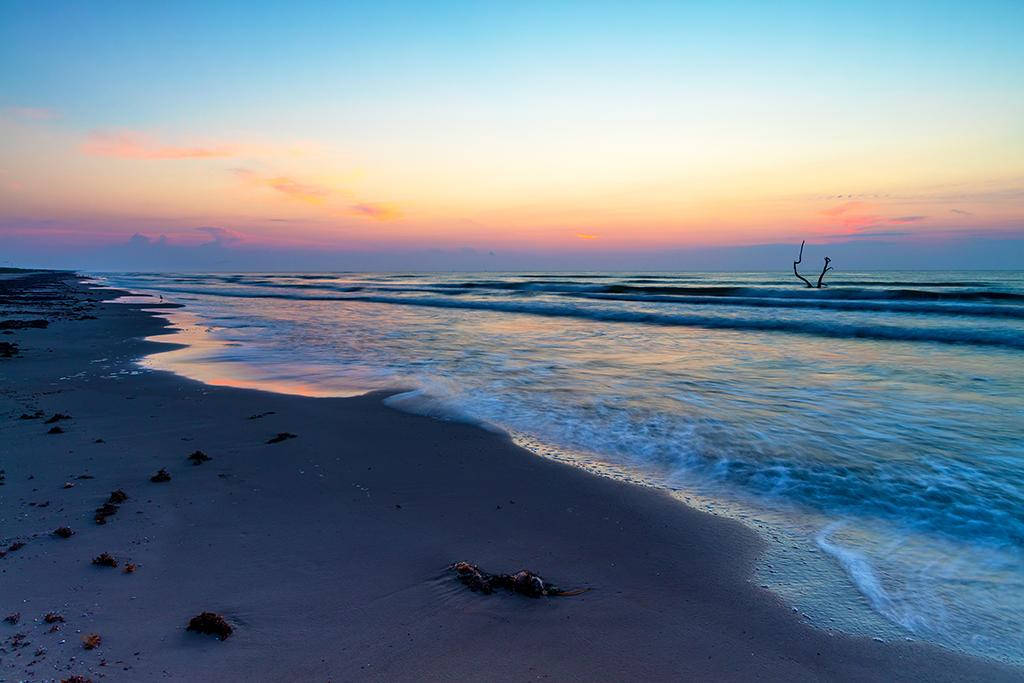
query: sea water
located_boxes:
[100,270,1024,663]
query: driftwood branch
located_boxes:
[793,241,833,288]
[793,240,813,288]
[816,256,832,288]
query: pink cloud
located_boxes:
[82,131,238,159]
[819,201,870,217]
[817,202,883,228]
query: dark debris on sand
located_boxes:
[451,561,587,598]
[44,412,72,424]
[266,432,297,444]
[95,489,129,523]
[93,489,129,528]
[187,450,211,465]
[94,503,118,524]
[19,410,44,420]
[81,633,101,649]
[47,426,64,434]
[54,526,75,538]
[92,552,117,567]
[3,613,20,624]
[61,676,92,683]
[150,468,171,483]
[0,341,19,358]
[186,612,233,640]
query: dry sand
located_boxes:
[1,270,1020,681]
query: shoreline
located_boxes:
[1,270,1020,681]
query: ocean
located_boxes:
[99,270,1024,664]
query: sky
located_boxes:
[1,0,1022,270]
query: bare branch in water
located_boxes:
[793,240,813,288]
[816,256,833,288]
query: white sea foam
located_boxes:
[816,523,924,633]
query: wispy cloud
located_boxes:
[83,131,238,159]
[232,168,330,204]
[267,177,329,204]
[950,208,974,216]
[576,233,598,240]
[840,230,913,239]
[819,202,882,229]
[820,203,933,231]
[350,202,400,221]
[233,168,400,219]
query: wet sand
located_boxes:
[0,270,1019,681]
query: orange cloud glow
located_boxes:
[232,169,330,205]
[350,202,401,221]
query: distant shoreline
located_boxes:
[0,269,1019,681]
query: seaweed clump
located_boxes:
[81,633,101,649]
[186,612,233,640]
[94,502,118,524]
[95,489,129,523]
[150,468,171,483]
[450,561,586,597]
[92,552,117,567]
[266,432,297,444]
[187,450,211,465]
[54,526,75,538]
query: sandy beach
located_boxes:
[1,269,1020,681]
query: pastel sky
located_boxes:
[1,0,1022,269]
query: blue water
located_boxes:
[101,270,1024,663]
